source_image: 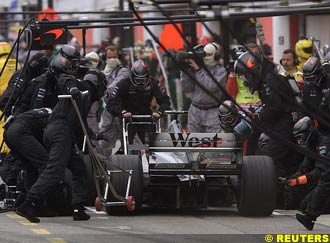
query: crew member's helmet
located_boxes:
[0,42,11,56]
[234,51,262,92]
[293,116,314,147]
[59,44,81,73]
[130,59,150,89]
[218,100,239,129]
[28,52,49,77]
[48,55,73,78]
[295,39,313,59]
[303,56,323,86]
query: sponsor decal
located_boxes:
[169,133,223,147]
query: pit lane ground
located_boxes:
[0,206,329,243]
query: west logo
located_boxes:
[169,133,222,147]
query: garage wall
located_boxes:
[306,15,330,51]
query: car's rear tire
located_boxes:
[104,155,143,216]
[237,155,276,216]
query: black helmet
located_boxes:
[218,100,239,129]
[293,116,314,147]
[83,69,106,99]
[28,52,49,77]
[234,51,262,92]
[59,45,81,73]
[29,52,49,69]
[48,55,73,78]
[303,56,323,85]
[234,51,262,76]
[130,59,150,89]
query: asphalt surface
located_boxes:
[1,206,329,243]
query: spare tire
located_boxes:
[104,155,143,215]
[237,155,276,216]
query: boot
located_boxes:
[72,203,90,221]
[14,192,26,209]
[296,213,316,230]
[16,200,40,223]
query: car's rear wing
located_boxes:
[149,132,242,152]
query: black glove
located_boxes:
[152,111,163,121]
[69,87,82,101]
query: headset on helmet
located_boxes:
[303,56,323,85]
[48,55,73,78]
[218,100,239,129]
[0,42,11,57]
[130,59,150,89]
[295,39,313,59]
[293,116,314,147]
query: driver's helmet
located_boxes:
[48,54,73,79]
[218,100,239,130]
[303,56,323,86]
[130,59,150,90]
[295,39,313,59]
[59,44,81,74]
[293,116,314,147]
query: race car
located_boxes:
[95,112,277,217]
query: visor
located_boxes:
[71,58,80,67]
[303,74,321,85]
[303,46,313,54]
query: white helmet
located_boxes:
[203,43,218,66]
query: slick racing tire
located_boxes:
[237,155,276,216]
[105,155,143,216]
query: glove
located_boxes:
[69,87,81,101]
[152,111,163,121]
[287,175,308,187]
[121,110,132,122]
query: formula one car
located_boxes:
[96,112,277,217]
